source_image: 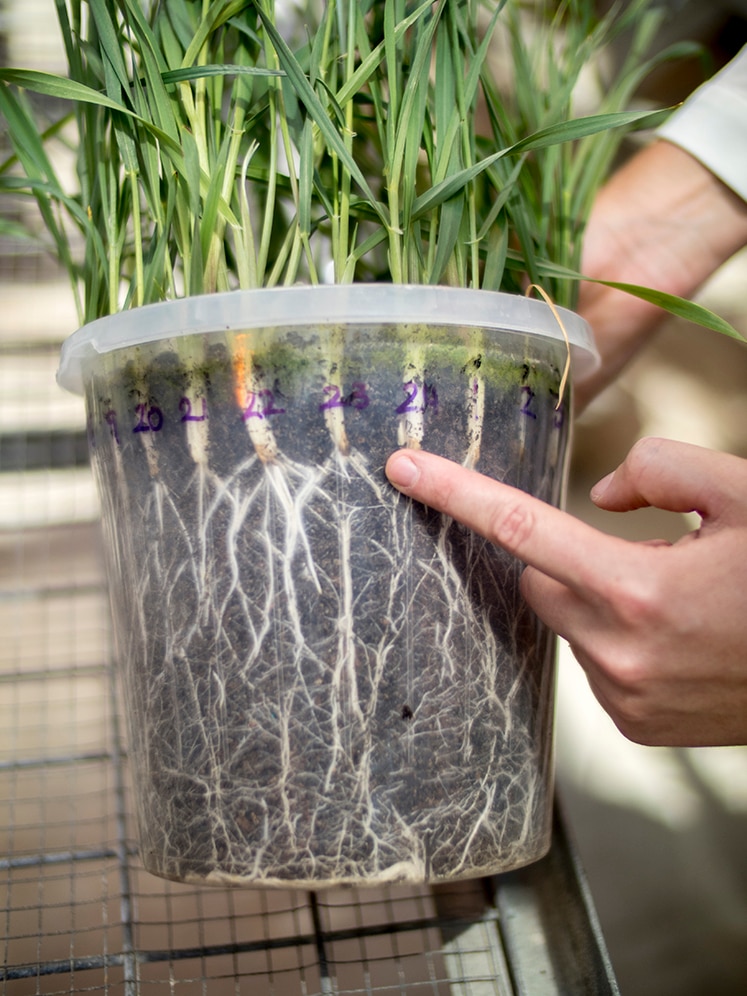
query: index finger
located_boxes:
[385,448,627,591]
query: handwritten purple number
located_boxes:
[243,389,286,421]
[242,394,261,420]
[242,393,261,420]
[179,397,207,422]
[150,406,163,431]
[319,382,370,412]
[319,385,342,411]
[520,386,537,420]
[261,389,285,416]
[396,381,419,414]
[551,391,565,429]
[134,403,164,433]
[396,381,438,415]
[348,382,370,410]
[104,410,120,444]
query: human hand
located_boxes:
[575,140,747,411]
[385,437,747,747]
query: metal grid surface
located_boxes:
[0,302,619,996]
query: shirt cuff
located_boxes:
[658,53,747,203]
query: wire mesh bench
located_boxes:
[0,302,619,996]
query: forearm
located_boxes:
[575,139,747,410]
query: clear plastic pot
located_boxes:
[58,285,598,887]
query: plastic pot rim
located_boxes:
[57,284,599,395]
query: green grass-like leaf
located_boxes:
[0,0,738,350]
[598,282,746,341]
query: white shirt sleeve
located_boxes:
[658,46,747,202]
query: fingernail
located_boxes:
[590,471,613,502]
[386,452,419,489]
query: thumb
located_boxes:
[591,437,747,523]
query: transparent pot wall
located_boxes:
[67,288,593,887]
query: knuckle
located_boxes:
[589,638,669,745]
[626,435,663,472]
[596,643,648,694]
[489,500,536,554]
[613,579,655,627]
[601,568,666,630]
[621,436,665,490]
[596,654,658,743]
[612,709,659,746]
[610,694,667,746]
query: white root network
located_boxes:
[95,359,555,885]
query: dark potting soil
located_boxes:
[87,324,568,886]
